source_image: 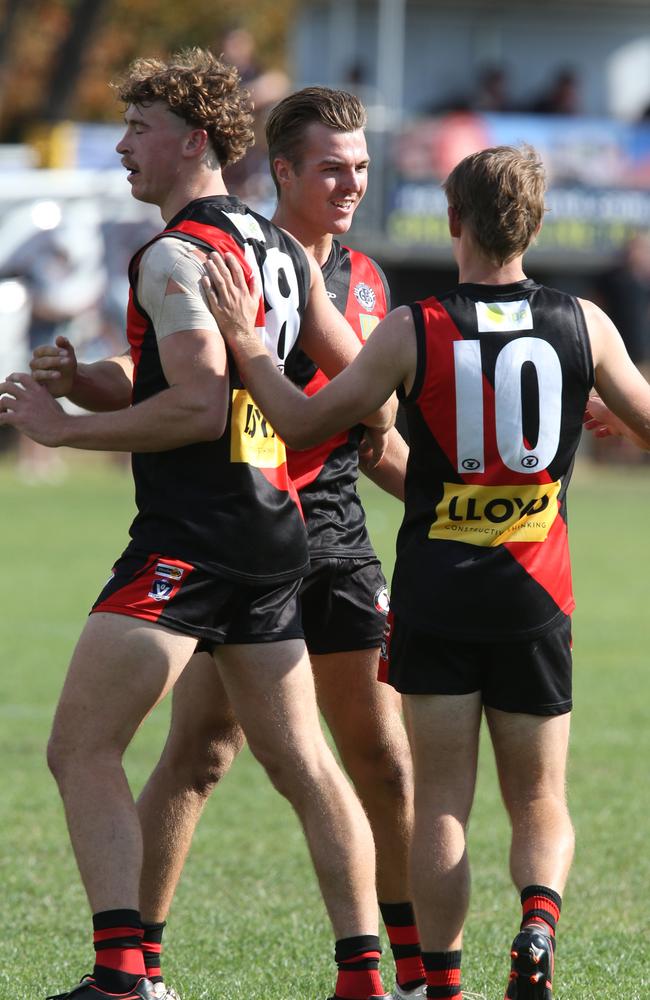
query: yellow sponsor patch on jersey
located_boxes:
[230,388,286,468]
[429,481,561,546]
[359,313,380,340]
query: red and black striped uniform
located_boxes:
[286,240,390,556]
[391,279,593,641]
[124,195,311,585]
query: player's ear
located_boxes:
[448,204,462,238]
[185,128,210,158]
[273,156,294,188]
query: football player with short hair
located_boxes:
[133,86,421,1000]
[202,143,650,1000]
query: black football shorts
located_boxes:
[299,556,389,655]
[91,546,303,647]
[379,611,572,716]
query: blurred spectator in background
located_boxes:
[472,64,515,112]
[1,201,106,481]
[595,233,650,373]
[527,67,582,114]
[591,232,650,462]
[425,64,515,116]
[220,25,290,213]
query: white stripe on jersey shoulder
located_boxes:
[222,211,266,242]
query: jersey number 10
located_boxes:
[453,337,563,475]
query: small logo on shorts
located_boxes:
[380,619,392,661]
[149,579,174,602]
[374,586,390,616]
[155,562,185,581]
[354,282,376,311]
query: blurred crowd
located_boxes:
[1,31,649,479]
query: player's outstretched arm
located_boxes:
[0,327,228,451]
[202,252,416,449]
[584,392,650,449]
[30,335,134,411]
[581,298,650,449]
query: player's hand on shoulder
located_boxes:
[30,334,78,397]
[202,252,260,347]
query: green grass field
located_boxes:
[0,451,648,1000]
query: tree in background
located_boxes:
[0,0,296,142]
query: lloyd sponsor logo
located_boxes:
[230,388,286,468]
[475,299,533,333]
[429,481,561,546]
[148,579,174,602]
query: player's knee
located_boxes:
[248,737,329,804]
[165,723,244,798]
[46,732,65,784]
[505,786,572,831]
[46,726,115,786]
[342,738,413,802]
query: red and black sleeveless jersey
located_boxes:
[126,195,311,584]
[285,241,390,557]
[391,279,594,640]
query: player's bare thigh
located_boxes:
[164,649,243,762]
[485,707,571,802]
[50,612,198,755]
[403,692,483,807]
[213,639,325,761]
[312,647,406,756]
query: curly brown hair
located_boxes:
[443,145,546,265]
[112,47,254,167]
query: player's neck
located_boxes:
[458,254,527,286]
[160,170,229,223]
[272,205,333,266]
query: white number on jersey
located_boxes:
[242,241,301,373]
[453,337,563,474]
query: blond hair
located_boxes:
[112,47,254,167]
[266,86,367,195]
[443,145,546,264]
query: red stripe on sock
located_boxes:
[142,942,162,954]
[426,969,462,987]
[522,895,560,924]
[396,955,426,985]
[93,927,144,943]
[385,924,421,946]
[335,968,384,999]
[95,948,146,975]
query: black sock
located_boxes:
[141,920,166,984]
[379,901,425,989]
[422,949,462,1000]
[92,908,145,993]
[520,884,562,937]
